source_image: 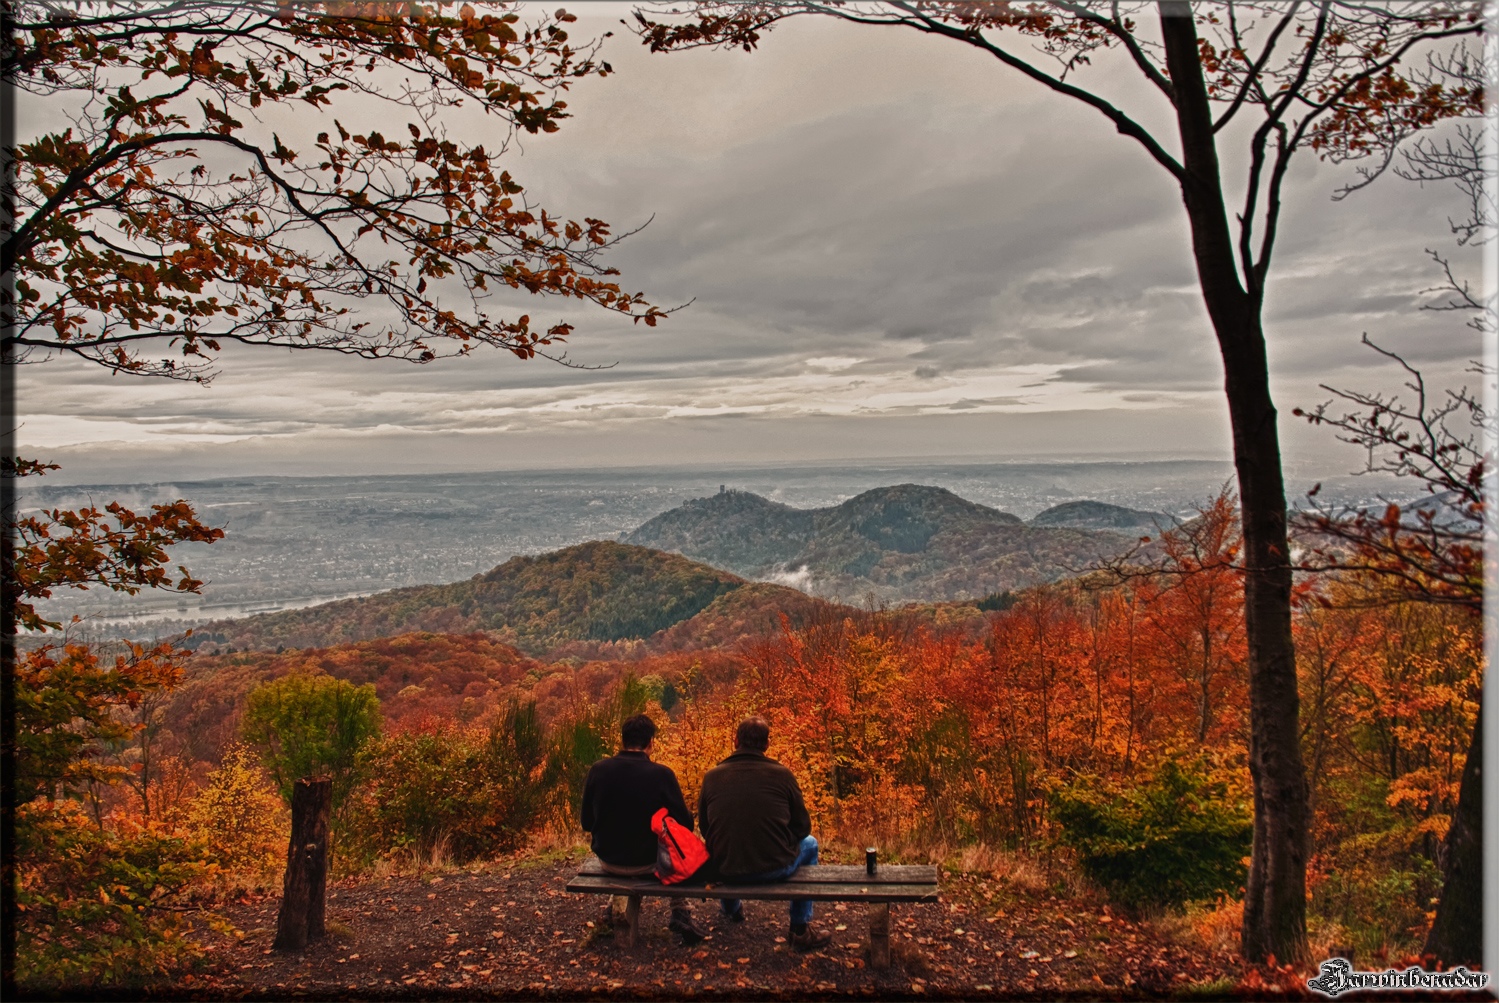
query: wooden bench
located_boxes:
[566,857,939,969]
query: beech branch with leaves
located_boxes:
[3,1,666,382]
[1294,341,1489,613]
[3,457,225,633]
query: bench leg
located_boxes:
[624,893,642,949]
[869,903,891,970]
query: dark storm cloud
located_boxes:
[573,96,1193,369]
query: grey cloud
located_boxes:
[886,325,974,343]
[13,5,1483,480]
[1061,357,1223,393]
[947,397,1027,410]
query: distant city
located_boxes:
[19,458,1403,631]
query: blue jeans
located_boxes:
[721,835,818,927]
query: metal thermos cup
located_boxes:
[865,847,877,875]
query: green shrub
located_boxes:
[241,671,381,816]
[339,678,655,869]
[1309,775,1444,959]
[976,589,1016,612]
[1314,849,1439,959]
[342,702,552,867]
[1051,756,1252,910]
[546,674,653,817]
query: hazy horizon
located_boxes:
[22,457,1415,630]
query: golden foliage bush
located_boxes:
[185,744,289,880]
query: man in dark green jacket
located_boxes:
[698,716,831,951]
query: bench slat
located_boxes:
[577,858,937,885]
[565,875,938,903]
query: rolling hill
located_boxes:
[1029,499,1171,531]
[195,541,831,656]
[623,484,1130,603]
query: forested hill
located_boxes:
[623,483,1131,602]
[1030,499,1170,531]
[194,541,828,656]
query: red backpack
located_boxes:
[651,807,709,884]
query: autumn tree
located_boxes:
[1294,335,1489,969]
[1135,491,1247,745]
[184,744,288,878]
[2,458,223,989]
[1296,342,1487,613]
[2,1,664,382]
[3,454,223,806]
[1293,41,1490,956]
[631,0,1482,963]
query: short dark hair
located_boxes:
[621,714,657,750]
[735,715,770,753]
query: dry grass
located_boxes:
[1160,897,1356,966]
[365,856,401,880]
[952,844,1053,893]
[335,825,587,884]
[525,822,589,859]
[426,832,453,870]
[1307,915,1359,965]
[1155,898,1243,955]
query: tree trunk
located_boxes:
[1424,703,1482,967]
[274,776,331,952]
[1159,2,1309,965]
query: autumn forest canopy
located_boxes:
[6,491,1488,990]
[2,0,1492,997]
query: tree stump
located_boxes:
[273,776,331,952]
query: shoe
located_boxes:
[595,904,615,936]
[669,914,708,946]
[725,907,745,924]
[790,925,832,952]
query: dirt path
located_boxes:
[174,849,1239,1000]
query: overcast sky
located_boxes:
[13,3,1487,486]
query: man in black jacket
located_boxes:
[698,716,832,951]
[580,714,705,945]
